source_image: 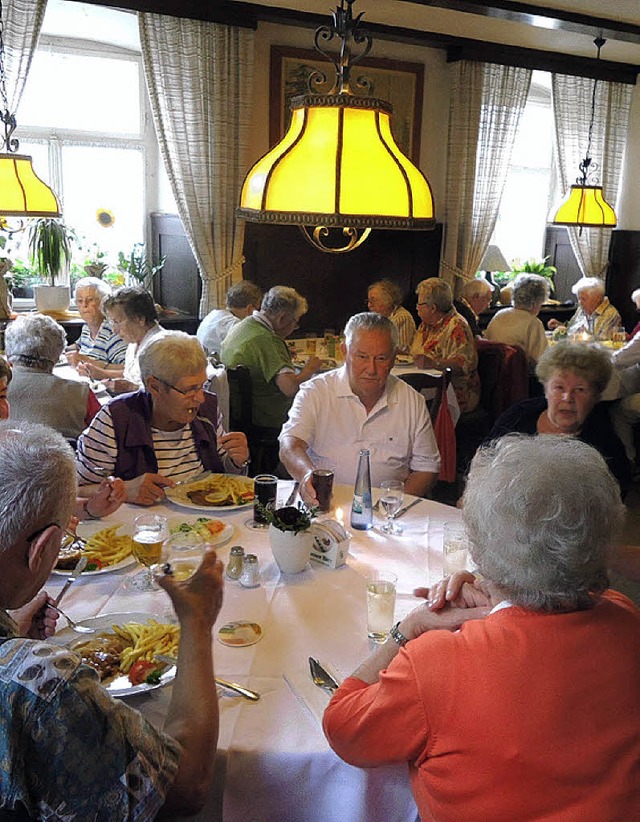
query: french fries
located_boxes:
[83,525,134,568]
[175,473,255,506]
[112,619,180,673]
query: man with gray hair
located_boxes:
[0,421,224,818]
[221,285,321,432]
[280,312,440,503]
[197,280,263,356]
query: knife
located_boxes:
[309,656,339,692]
[285,481,299,507]
[155,654,261,701]
[394,497,423,520]
[54,555,88,607]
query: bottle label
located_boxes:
[352,494,364,515]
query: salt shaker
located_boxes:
[226,546,245,580]
[239,553,260,588]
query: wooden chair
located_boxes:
[226,364,284,477]
[396,367,452,422]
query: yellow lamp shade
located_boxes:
[238,95,434,230]
[0,153,60,217]
[551,185,616,228]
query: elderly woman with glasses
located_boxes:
[79,286,163,395]
[548,276,622,339]
[410,277,480,412]
[77,332,249,505]
[323,434,640,820]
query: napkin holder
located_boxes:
[310,520,349,569]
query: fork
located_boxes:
[49,604,95,634]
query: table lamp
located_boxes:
[479,245,511,305]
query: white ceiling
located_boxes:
[242,0,640,66]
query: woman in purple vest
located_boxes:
[76,331,249,505]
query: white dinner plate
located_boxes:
[52,521,136,576]
[52,612,177,698]
[165,474,255,512]
[167,515,234,547]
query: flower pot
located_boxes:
[34,284,71,313]
[269,525,313,574]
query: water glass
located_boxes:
[380,479,404,535]
[163,531,205,582]
[366,570,397,643]
[442,522,469,577]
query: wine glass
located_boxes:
[380,480,405,535]
[131,514,169,591]
[163,532,206,582]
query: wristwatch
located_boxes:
[389,621,409,647]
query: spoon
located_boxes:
[50,604,96,634]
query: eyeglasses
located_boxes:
[155,377,206,399]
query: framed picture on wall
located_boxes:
[269,45,424,165]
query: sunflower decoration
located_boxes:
[96,209,115,228]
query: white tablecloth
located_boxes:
[44,484,461,822]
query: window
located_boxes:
[489,71,554,266]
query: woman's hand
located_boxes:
[9,591,60,639]
[126,473,175,506]
[218,432,249,467]
[81,477,127,519]
[398,600,490,643]
[158,549,224,629]
[414,571,490,611]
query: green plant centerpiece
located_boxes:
[510,256,557,293]
[260,502,317,574]
[28,218,75,286]
[117,243,165,292]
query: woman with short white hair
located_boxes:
[367,279,416,351]
[485,273,549,366]
[549,276,621,339]
[67,277,127,369]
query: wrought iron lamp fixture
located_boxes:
[550,37,616,233]
[237,0,434,253]
[0,0,60,220]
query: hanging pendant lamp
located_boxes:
[0,0,60,219]
[237,0,434,253]
[550,37,616,233]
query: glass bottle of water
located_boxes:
[351,449,373,531]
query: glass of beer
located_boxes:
[131,514,169,591]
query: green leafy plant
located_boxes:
[510,256,557,281]
[117,243,165,292]
[28,218,76,285]
[256,502,315,535]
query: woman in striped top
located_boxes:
[76,332,249,506]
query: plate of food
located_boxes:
[167,515,234,546]
[53,613,179,697]
[53,522,136,575]
[166,473,255,511]
[394,354,414,365]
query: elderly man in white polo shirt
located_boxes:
[279,312,441,507]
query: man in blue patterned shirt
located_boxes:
[0,421,223,819]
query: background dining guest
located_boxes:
[548,276,622,339]
[79,286,163,394]
[279,312,440,503]
[77,332,249,505]
[323,435,640,821]
[484,273,549,366]
[460,277,493,329]
[488,343,630,495]
[367,279,416,351]
[610,322,640,476]
[66,277,127,368]
[410,277,480,412]
[221,285,321,431]
[629,287,640,338]
[0,421,224,818]
[197,280,263,357]
[5,313,100,441]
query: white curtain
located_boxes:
[2,0,46,114]
[441,61,531,292]
[552,75,632,278]
[139,15,254,316]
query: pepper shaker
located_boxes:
[239,553,260,588]
[226,546,245,580]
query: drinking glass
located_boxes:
[442,521,469,577]
[246,474,278,530]
[380,479,404,535]
[163,531,205,582]
[131,514,169,591]
[366,570,397,643]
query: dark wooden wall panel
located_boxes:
[151,212,201,315]
[241,223,443,336]
[607,229,640,332]
[543,225,582,302]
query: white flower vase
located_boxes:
[269,525,313,574]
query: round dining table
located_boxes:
[44,482,464,822]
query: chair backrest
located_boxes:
[397,367,452,421]
[475,338,529,420]
[226,364,253,435]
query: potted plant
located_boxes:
[29,218,76,312]
[258,502,316,574]
[510,256,557,295]
[117,243,165,293]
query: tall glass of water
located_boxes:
[380,479,404,535]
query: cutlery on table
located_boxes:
[285,481,299,507]
[50,604,96,634]
[309,656,339,693]
[156,654,261,701]
[54,555,88,607]
[393,497,423,520]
